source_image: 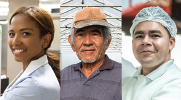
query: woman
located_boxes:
[1,6,60,100]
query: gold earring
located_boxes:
[43,44,47,48]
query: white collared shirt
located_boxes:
[1,55,60,100]
[122,59,181,100]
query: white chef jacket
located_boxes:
[122,59,181,100]
[122,58,137,79]
[0,55,60,100]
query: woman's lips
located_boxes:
[13,49,26,55]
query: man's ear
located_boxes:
[169,37,175,51]
[105,34,112,50]
[42,34,51,48]
[68,35,75,51]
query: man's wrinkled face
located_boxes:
[69,25,110,63]
[132,21,175,69]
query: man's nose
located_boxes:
[142,36,152,46]
[83,34,93,46]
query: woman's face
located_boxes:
[8,14,45,66]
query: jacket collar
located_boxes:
[133,59,175,81]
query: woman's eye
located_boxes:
[9,33,15,37]
[22,32,30,36]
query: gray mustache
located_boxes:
[80,46,98,52]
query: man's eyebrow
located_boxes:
[134,31,144,35]
[91,29,101,34]
[134,30,161,35]
[149,30,161,34]
[76,29,84,34]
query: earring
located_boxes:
[43,44,47,48]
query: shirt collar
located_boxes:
[16,55,48,81]
[5,55,48,91]
[73,54,114,71]
[133,59,174,80]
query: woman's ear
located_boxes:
[42,34,51,48]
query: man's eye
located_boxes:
[135,35,143,39]
[92,33,99,36]
[152,35,160,38]
[22,32,30,36]
[77,33,84,36]
[9,33,15,37]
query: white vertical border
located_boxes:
[0,25,2,94]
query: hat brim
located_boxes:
[73,20,110,29]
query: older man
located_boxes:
[122,6,181,100]
[60,7,121,100]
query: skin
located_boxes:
[68,25,111,78]
[8,14,51,72]
[132,21,175,76]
